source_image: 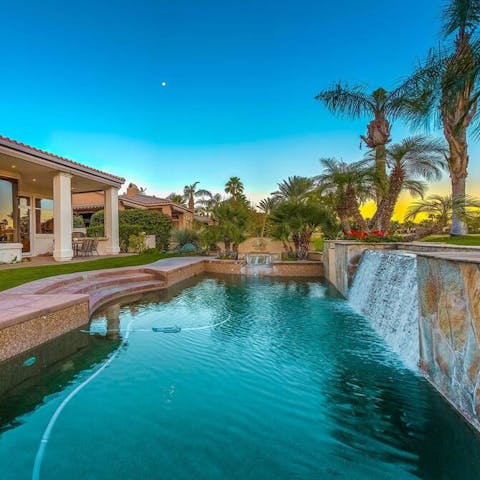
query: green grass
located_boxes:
[0,252,187,292]
[420,235,480,246]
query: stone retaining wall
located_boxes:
[417,253,480,431]
[0,295,89,362]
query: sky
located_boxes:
[0,0,479,215]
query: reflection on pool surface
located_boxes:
[1,275,480,479]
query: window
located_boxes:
[0,178,16,243]
[35,199,54,234]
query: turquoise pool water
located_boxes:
[1,275,480,479]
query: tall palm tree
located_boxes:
[315,159,372,234]
[315,84,419,202]
[224,177,245,202]
[368,136,448,231]
[183,182,212,210]
[409,0,480,234]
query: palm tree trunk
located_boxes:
[450,174,468,235]
[370,168,404,232]
[297,231,311,260]
[374,144,389,203]
[346,187,367,231]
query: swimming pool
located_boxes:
[1,275,479,479]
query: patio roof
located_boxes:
[0,134,125,193]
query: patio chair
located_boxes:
[77,238,96,256]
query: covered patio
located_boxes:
[0,135,124,262]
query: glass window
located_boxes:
[35,199,54,234]
[0,179,15,243]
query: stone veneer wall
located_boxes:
[204,260,323,277]
[0,298,89,362]
[417,255,480,430]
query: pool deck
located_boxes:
[0,256,323,361]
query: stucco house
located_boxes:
[0,135,124,262]
[73,183,194,229]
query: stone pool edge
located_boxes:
[0,257,323,362]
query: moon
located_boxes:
[161,81,167,87]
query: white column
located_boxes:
[104,187,120,255]
[53,172,73,261]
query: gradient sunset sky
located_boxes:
[1,0,479,217]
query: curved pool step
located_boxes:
[43,272,158,295]
[88,279,167,313]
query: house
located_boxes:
[73,183,194,229]
[0,135,124,262]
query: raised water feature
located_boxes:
[349,250,419,370]
[1,275,480,479]
[241,253,273,275]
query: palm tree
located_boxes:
[211,200,249,257]
[405,194,480,237]
[368,136,448,231]
[167,193,185,206]
[196,192,223,217]
[183,182,212,210]
[315,158,372,234]
[257,197,277,237]
[408,0,480,234]
[315,84,419,203]
[271,176,315,204]
[224,177,245,202]
[269,198,336,259]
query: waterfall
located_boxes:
[241,254,274,276]
[349,250,419,371]
[245,254,273,266]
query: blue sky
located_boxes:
[0,0,476,203]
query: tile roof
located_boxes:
[0,135,125,185]
[119,194,193,212]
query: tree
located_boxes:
[315,158,372,234]
[270,198,337,259]
[224,176,246,202]
[167,193,186,206]
[408,0,480,234]
[368,136,447,231]
[258,197,277,237]
[211,200,249,257]
[315,84,419,203]
[405,194,480,237]
[196,192,223,217]
[183,182,212,210]
[271,176,315,204]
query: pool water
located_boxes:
[1,275,480,479]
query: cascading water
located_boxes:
[245,254,273,266]
[348,250,419,371]
[241,254,274,276]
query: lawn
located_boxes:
[420,235,480,246]
[0,252,186,292]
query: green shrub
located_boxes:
[128,232,147,253]
[174,228,199,247]
[73,215,85,228]
[86,225,104,237]
[87,209,171,251]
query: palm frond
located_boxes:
[315,82,375,119]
